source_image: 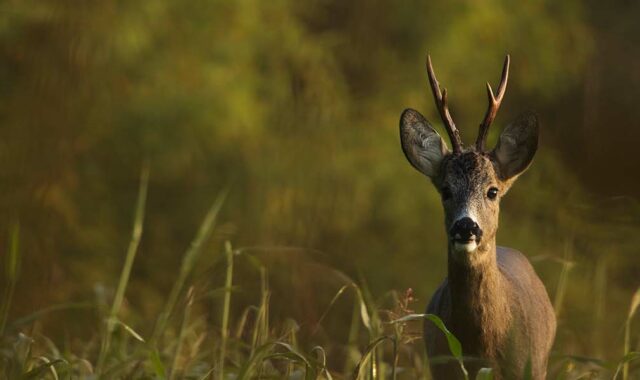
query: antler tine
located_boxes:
[476,55,510,151]
[426,55,462,154]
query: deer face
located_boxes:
[400,109,538,262]
[440,152,501,255]
[399,55,538,262]
[400,55,538,262]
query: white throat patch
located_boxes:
[453,240,477,253]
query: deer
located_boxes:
[399,55,556,379]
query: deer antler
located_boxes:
[476,55,510,152]
[426,55,462,154]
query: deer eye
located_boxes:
[487,187,499,200]
[441,186,452,201]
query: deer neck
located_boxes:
[447,238,511,358]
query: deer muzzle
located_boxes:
[449,217,483,253]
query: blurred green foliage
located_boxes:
[0,0,639,373]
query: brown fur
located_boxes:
[399,109,556,379]
[424,151,556,380]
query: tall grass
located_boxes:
[151,187,229,345]
[0,173,638,379]
[169,287,194,380]
[218,241,234,379]
[553,239,575,319]
[96,163,149,374]
[621,288,640,380]
[1,245,638,378]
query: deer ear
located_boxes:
[491,111,539,181]
[400,108,449,178]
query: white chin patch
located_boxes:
[453,241,477,253]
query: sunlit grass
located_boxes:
[0,173,638,379]
[96,162,149,375]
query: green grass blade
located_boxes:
[355,287,372,332]
[169,287,194,380]
[623,287,640,380]
[219,241,234,379]
[554,240,575,318]
[614,352,640,380]
[149,349,167,379]
[112,318,146,342]
[351,336,395,380]
[311,346,333,380]
[391,313,468,379]
[250,265,270,356]
[475,367,493,380]
[152,187,228,343]
[96,162,149,374]
[22,358,65,380]
[423,315,462,359]
[109,163,149,319]
[344,298,361,377]
[237,342,311,380]
[313,284,351,334]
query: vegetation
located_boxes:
[0,0,639,379]
[0,175,638,378]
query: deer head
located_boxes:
[400,55,539,264]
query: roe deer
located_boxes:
[399,55,556,379]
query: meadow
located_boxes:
[0,167,638,379]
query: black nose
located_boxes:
[449,217,483,241]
